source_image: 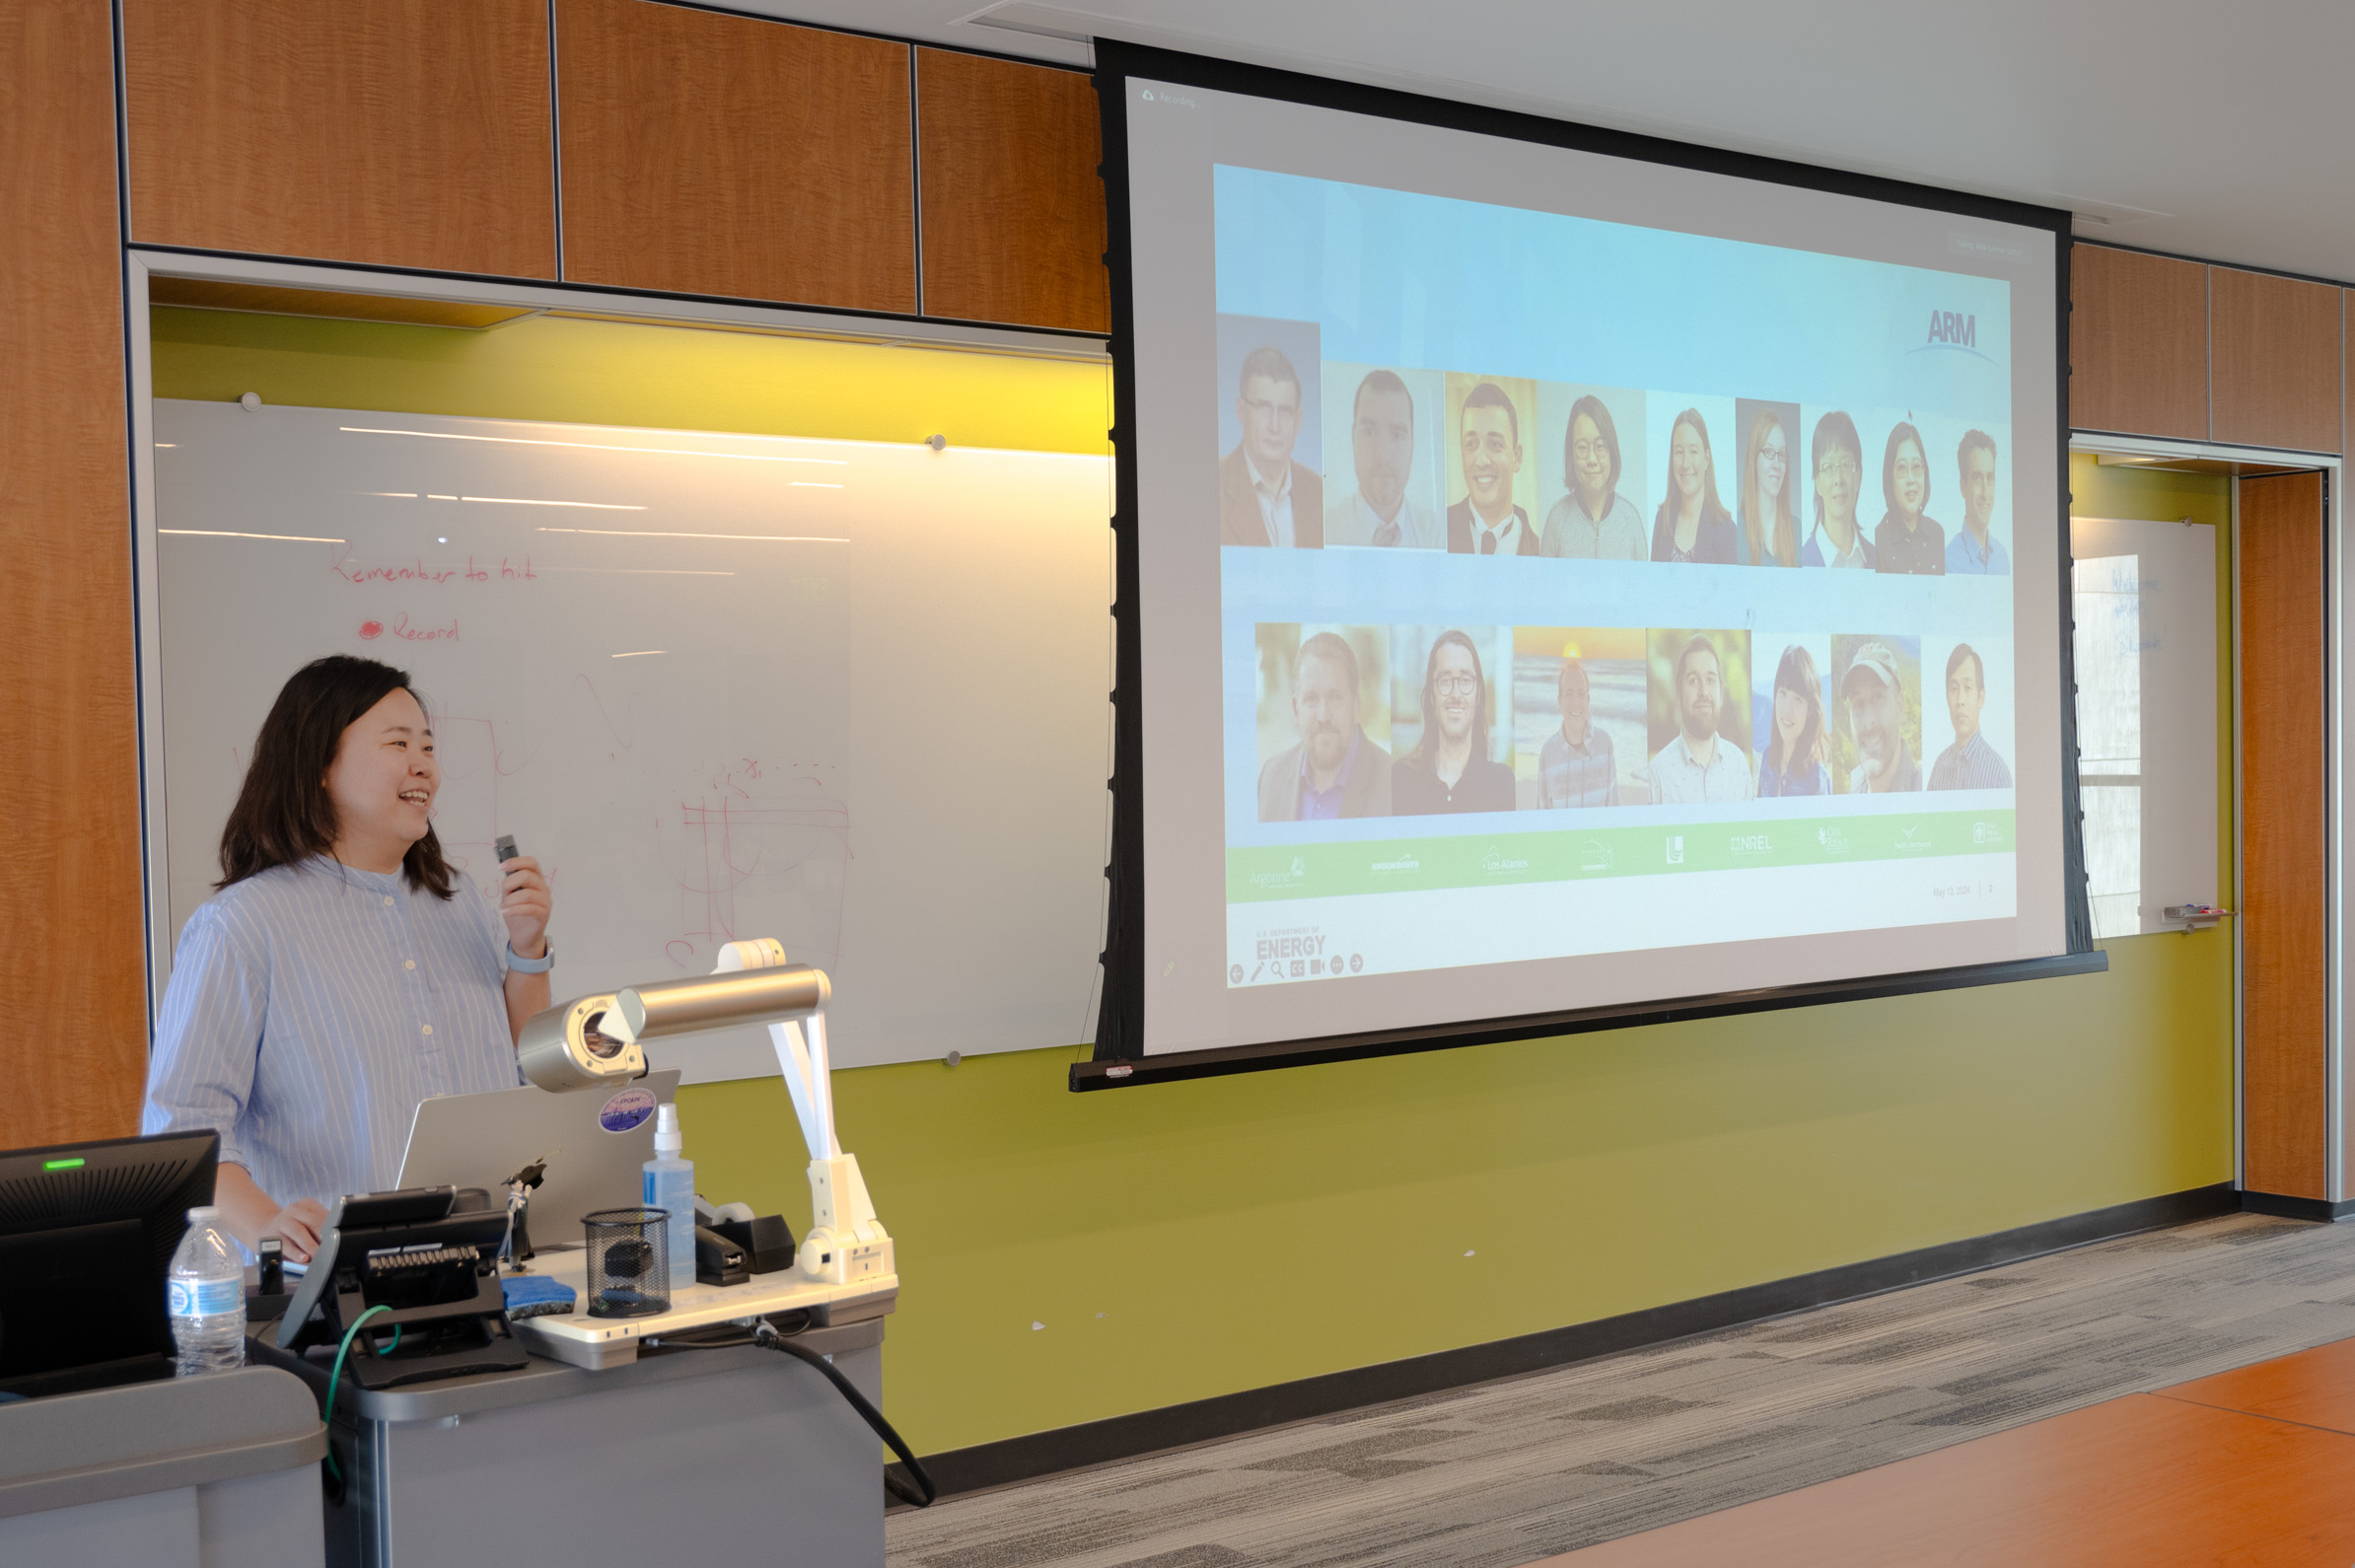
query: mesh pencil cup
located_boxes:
[583,1207,672,1318]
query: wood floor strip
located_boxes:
[2159,1333,2355,1434]
[1537,1393,2355,1567]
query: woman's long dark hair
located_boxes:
[218,655,455,897]
[1769,643,1826,776]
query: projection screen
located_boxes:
[1087,43,2093,1085]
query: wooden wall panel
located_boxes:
[2240,470,2328,1199]
[123,0,557,279]
[2071,246,2207,440]
[917,49,1106,332]
[557,0,914,314]
[2211,267,2341,453]
[4,0,146,1145]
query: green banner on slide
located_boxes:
[1227,809,2015,902]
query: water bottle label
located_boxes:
[169,1277,244,1318]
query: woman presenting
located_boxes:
[142,656,554,1262]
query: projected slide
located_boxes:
[1121,75,2065,1055]
[1217,169,2017,985]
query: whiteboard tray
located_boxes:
[509,1247,895,1370]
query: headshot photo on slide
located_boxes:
[1733,397,1803,568]
[1320,362,1446,549]
[1925,635,2015,790]
[1391,625,1517,814]
[1443,375,1539,555]
[1750,633,1834,799]
[1534,383,1647,560]
[1872,418,1947,575]
[1644,628,1753,803]
[1512,626,1648,810]
[1799,406,1873,568]
[1830,633,1924,793]
[1252,623,1392,822]
[1645,396,1739,564]
[1215,314,1323,548]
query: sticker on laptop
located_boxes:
[598,1088,659,1133]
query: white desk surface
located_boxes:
[509,1246,895,1368]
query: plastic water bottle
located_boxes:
[167,1206,247,1376]
[642,1104,696,1296]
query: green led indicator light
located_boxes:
[42,1158,85,1171]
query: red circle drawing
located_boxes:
[359,620,384,640]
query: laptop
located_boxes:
[396,1071,681,1250]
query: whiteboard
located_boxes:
[149,399,1112,1076]
[2069,515,2220,938]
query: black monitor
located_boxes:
[0,1129,219,1397]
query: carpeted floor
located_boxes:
[886,1211,2355,1567]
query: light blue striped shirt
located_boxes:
[142,856,520,1208]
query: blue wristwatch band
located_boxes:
[506,942,554,973]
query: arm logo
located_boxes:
[1912,310,1998,366]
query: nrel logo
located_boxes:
[1927,310,1975,348]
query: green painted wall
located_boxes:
[149,307,1112,456]
[154,312,2238,1457]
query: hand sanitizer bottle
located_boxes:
[642,1104,695,1295]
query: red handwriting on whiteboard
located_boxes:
[330,548,528,586]
[387,613,459,642]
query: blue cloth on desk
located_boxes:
[502,1274,577,1319]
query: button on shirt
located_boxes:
[1538,725,1618,807]
[142,857,520,1209]
[1649,734,1754,803]
[1298,731,1363,820]
[1930,731,2014,789]
[1875,512,1947,575]
[1327,490,1442,549]
[1947,526,2010,575]
[1244,452,1297,549]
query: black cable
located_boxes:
[753,1319,937,1509]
